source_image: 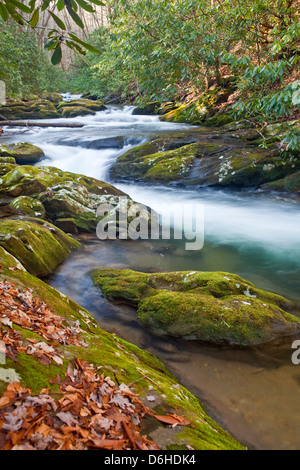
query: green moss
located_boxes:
[0,218,80,277]
[0,99,59,120]
[39,92,62,103]
[0,142,44,165]
[160,92,218,125]
[0,163,17,177]
[92,269,300,346]
[0,248,244,449]
[0,164,130,232]
[0,156,16,164]
[58,99,106,112]
[6,354,65,395]
[60,106,96,118]
[203,114,235,127]
[111,142,221,183]
[0,165,62,197]
[8,195,46,218]
[261,171,300,193]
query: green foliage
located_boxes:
[69,27,138,100]
[70,0,299,118]
[0,19,68,96]
[0,0,104,64]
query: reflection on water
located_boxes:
[3,106,300,449]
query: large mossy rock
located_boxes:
[160,90,229,125]
[57,99,106,118]
[0,142,45,164]
[0,246,244,450]
[0,156,17,177]
[110,137,300,187]
[57,99,106,112]
[0,99,60,120]
[0,218,80,277]
[0,97,106,121]
[261,171,300,193]
[8,195,46,218]
[0,165,149,232]
[132,101,160,115]
[92,269,300,346]
[39,91,62,103]
[59,106,96,118]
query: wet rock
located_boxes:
[0,99,60,120]
[0,142,45,164]
[57,99,106,115]
[0,165,151,233]
[260,171,300,194]
[0,218,80,277]
[132,101,160,115]
[92,269,300,346]
[160,90,224,125]
[8,195,46,218]
[60,106,96,118]
[39,91,62,103]
[54,218,79,234]
[110,130,300,190]
[58,136,126,150]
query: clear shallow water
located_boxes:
[3,106,300,449]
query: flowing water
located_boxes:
[3,104,300,449]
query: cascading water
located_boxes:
[3,105,300,450]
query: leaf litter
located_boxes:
[0,279,191,450]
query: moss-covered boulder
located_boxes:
[39,91,62,103]
[160,90,225,125]
[92,269,300,346]
[0,218,80,277]
[261,171,300,193]
[0,142,45,164]
[0,247,244,450]
[132,101,160,115]
[60,106,96,118]
[57,99,106,112]
[8,196,46,218]
[0,165,150,233]
[110,135,300,188]
[57,99,106,118]
[0,156,17,177]
[0,99,60,120]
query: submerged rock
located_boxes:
[0,246,244,450]
[92,269,300,346]
[0,218,80,277]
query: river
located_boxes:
[3,104,300,450]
